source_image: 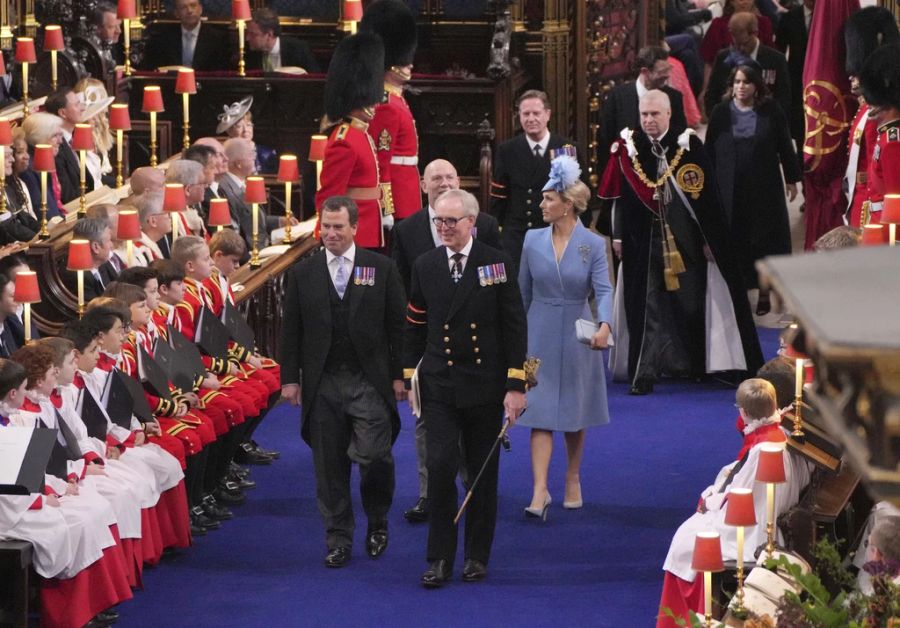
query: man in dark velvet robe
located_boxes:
[599,90,762,395]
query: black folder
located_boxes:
[138,346,174,402]
[153,337,189,391]
[0,427,57,494]
[222,301,255,351]
[196,307,229,359]
[46,438,69,480]
[80,388,109,440]
[169,326,205,384]
[54,410,83,459]
[105,371,140,428]
[117,372,155,423]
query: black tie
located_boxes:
[533,144,542,158]
[450,253,464,283]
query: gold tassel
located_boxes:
[664,223,686,274]
[664,267,680,291]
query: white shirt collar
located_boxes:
[750,38,760,61]
[636,78,649,100]
[270,37,281,57]
[325,243,356,267]
[525,132,550,155]
[446,236,474,259]
[181,23,200,37]
[62,128,72,142]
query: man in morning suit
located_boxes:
[142,0,230,71]
[405,189,527,588]
[597,46,688,175]
[246,7,320,73]
[60,217,118,302]
[490,90,573,272]
[280,196,406,568]
[392,158,500,524]
[44,89,90,205]
[705,12,791,120]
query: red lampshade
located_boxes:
[117,0,137,19]
[71,124,94,152]
[232,0,251,20]
[108,104,131,131]
[881,195,900,225]
[13,271,40,304]
[343,0,363,21]
[0,118,12,146]
[756,445,786,484]
[244,176,267,204]
[67,239,93,271]
[162,183,186,212]
[308,135,327,162]
[43,26,65,52]
[277,155,299,182]
[208,198,231,227]
[691,532,724,573]
[724,488,757,527]
[175,68,197,94]
[15,38,36,64]
[32,145,55,172]
[117,210,141,240]
[142,86,165,113]
[861,224,887,246]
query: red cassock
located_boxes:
[316,118,383,248]
[845,104,880,227]
[368,84,421,219]
[868,119,900,217]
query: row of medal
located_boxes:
[477,263,509,287]
[354,267,376,286]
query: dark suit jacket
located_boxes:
[279,247,406,443]
[598,82,688,175]
[246,36,320,73]
[218,174,280,251]
[143,22,230,71]
[392,208,502,291]
[19,168,62,220]
[55,139,94,205]
[403,240,527,408]
[60,262,117,303]
[0,314,39,357]
[774,6,808,139]
[705,44,791,122]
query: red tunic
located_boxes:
[368,83,421,219]
[869,118,900,220]
[845,104,880,226]
[316,118,383,248]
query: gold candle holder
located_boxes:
[237,20,246,77]
[282,181,293,244]
[78,149,87,217]
[77,270,85,317]
[123,19,132,76]
[21,62,29,118]
[181,92,191,149]
[250,202,260,267]
[38,171,49,238]
[149,111,158,166]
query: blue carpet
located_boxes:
[118,328,782,627]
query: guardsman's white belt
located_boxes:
[390,155,418,166]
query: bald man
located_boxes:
[704,12,790,118]
[390,158,500,523]
[599,90,761,395]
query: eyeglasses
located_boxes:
[432,215,471,229]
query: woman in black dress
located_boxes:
[706,62,800,315]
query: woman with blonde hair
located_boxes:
[73,77,115,189]
[517,155,613,519]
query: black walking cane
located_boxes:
[452,357,540,526]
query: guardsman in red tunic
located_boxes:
[316,32,387,249]
[362,0,421,221]
[843,8,900,226]
[859,42,900,221]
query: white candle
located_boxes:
[23,303,31,342]
[172,212,179,241]
[795,358,803,397]
[127,239,133,267]
[182,92,189,125]
[77,270,84,314]
[50,51,57,88]
[79,150,86,185]
[252,202,259,248]
[704,571,712,623]
[736,525,744,571]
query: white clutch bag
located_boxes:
[575,319,613,346]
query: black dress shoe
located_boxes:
[366,524,388,558]
[462,559,487,582]
[403,497,429,523]
[421,559,452,589]
[229,462,251,478]
[191,506,220,530]
[235,442,274,465]
[324,546,351,568]
[213,484,246,505]
[96,609,119,623]
[202,495,233,521]
[189,514,207,536]
[629,379,654,395]
[227,472,257,490]
[250,439,280,459]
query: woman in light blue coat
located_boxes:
[518,155,613,519]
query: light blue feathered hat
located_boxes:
[542,155,582,193]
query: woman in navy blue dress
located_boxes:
[518,156,613,519]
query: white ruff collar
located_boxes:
[742,406,791,435]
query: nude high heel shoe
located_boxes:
[563,482,583,510]
[524,495,551,521]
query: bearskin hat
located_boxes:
[845,7,900,76]
[859,42,900,111]
[324,33,385,121]
[360,0,418,69]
